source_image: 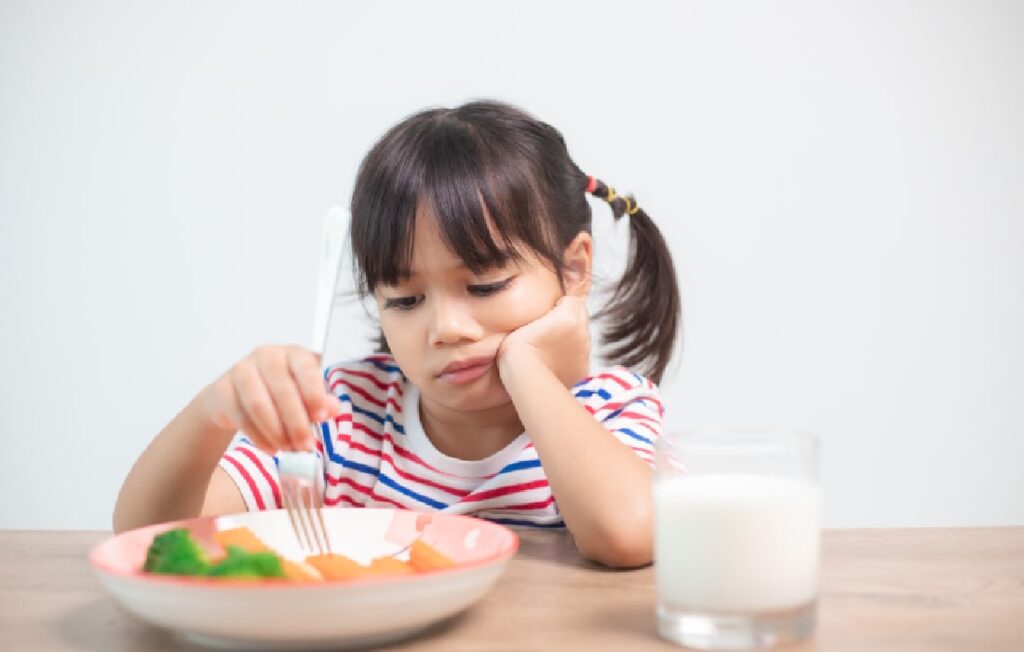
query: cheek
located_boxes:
[380,314,419,359]
[487,281,560,330]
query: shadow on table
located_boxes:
[52,598,206,652]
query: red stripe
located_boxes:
[627,419,660,435]
[353,421,384,442]
[617,410,660,425]
[223,455,266,510]
[328,367,404,396]
[330,379,403,413]
[365,494,406,509]
[324,475,406,509]
[462,478,549,503]
[493,495,556,511]
[334,431,468,496]
[235,446,282,508]
[587,371,634,391]
[324,494,362,507]
[326,473,374,494]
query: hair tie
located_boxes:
[585,175,598,194]
[606,187,617,202]
[627,199,640,215]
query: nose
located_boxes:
[428,295,483,347]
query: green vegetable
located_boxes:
[143,528,285,580]
[143,528,211,575]
[206,545,285,579]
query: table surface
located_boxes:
[1,527,1022,651]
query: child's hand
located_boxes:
[199,345,342,453]
[498,295,590,388]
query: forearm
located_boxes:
[112,393,236,533]
[500,355,653,568]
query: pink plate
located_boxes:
[90,508,518,649]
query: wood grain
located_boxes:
[0,527,1021,651]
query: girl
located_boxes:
[113,101,680,568]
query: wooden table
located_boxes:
[1,528,1022,651]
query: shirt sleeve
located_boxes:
[572,367,665,466]
[218,435,283,512]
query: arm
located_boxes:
[113,395,242,533]
[112,345,342,533]
[498,297,655,568]
[500,354,653,568]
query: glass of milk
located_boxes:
[654,429,821,650]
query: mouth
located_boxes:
[437,356,495,385]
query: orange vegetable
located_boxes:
[202,527,456,582]
[213,527,271,553]
[306,553,371,581]
[368,556,415,575]
[408,539,455,572]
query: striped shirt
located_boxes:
[219,354,664,528]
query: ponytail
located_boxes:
[586,176,681,384]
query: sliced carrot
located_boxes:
[281,559,324,582]
[305,553,371,581]
[213,527,271,553]
[408,539,455,572]
[368,556,415,575]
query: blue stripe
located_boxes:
[617,427,653,447]
[601,406,625,422]
[321,422,379,476]
[499,459,542,473]
[375,474,448,510]
[319,414,444,510]
[349,401,405,435]
[573,388,611,401]
[332,395,406,435]
[484,517,566,529]
[366,358,402,373]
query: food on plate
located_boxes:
[410,538,456,571]
[144,528,285,579]
[144,528,211,575]
[142,526,454,582]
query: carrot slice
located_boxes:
[213,527,271,553]
[408,539,455,572]
[306,553,371,581]
[368,556,415,575]
[280,559,324,582]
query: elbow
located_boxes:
[574,513,654,569]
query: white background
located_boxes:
[2,1,1022,530]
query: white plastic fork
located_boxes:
[276,206,347,557]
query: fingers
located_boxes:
[288,347,342,423]
[255,351,315,451]
[204,345,345,453]
[234,356,294,449]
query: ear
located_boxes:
[562,231,593,297]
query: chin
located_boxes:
[425,371,512,412]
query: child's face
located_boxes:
[374,212,570,413]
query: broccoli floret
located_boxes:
[205,545,286,579]
[143,528,211,576]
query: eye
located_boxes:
[383,295,422,311]
[468,277,514,297]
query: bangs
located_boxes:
[351,109,557,292]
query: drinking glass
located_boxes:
[654,429,821,650]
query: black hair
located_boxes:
[349,100,680,383]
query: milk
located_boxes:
[654,473,822,613]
